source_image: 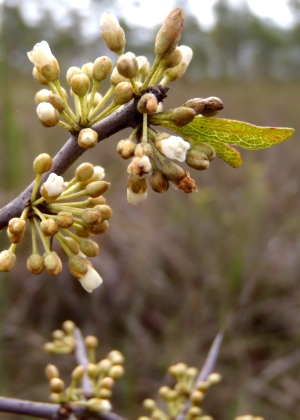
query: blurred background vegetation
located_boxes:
[1,0,300,419]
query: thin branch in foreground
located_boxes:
[0,396,128,420]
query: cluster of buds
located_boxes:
[27,8,223,206]
[139,362,222,420]
[0,153,111,292]
[44,321,124,414]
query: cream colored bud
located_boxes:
[94,204,112,220]
[117,52,138,79]
[68,255,89,280]
[85,335,99,349]
[137,93,158,115]
[107,350,124,365]
[93,166,106,181]
[86,398,112,413]
[134,142,153,159]
[87,363,99,378]
[44,252,63,275]
[78,128,98,149]
[88,220,109,234]
[63,237,80,255]
[100,12,125,55]
[158,386,171,400]
[79,238,100,257]
[8,218,26,235]
[186,149,210,170]
[71,73,90,97]
[117,139,136,159]
[43,342,57,353]
[155,8,185,59]
[32,67,48,85]
[73,225,90,238]
[149,169,169,193]
[40,218,59,236]
[170,107,195,126]
[45,364,60,380]
[190,390,204,405]
[143,399,157,411]
[87,196,106,206]
[168,362,188,377]
[155,135,190,162]
[97,389,112,399]
[41,173,65,201]
[79,264,103,293]
[33,153,52,174]
[110,67,129,86]
[93,56,113,82]
[127,156,152,176]
[28,41,59,81]
[136,56,150,78]
[27,253,44,274]
[161,45,193,83]
[81,62,94,82]
[108,365,124,380]
[75,163,94,182]
[7,229,23,244]
[49,377,65,393]
[114,82,134,105]
[66,66,82,85]
[88,92,102,108]
[207,372,222,385]
[35,89,50,104]
[48,92,65,113]
[62,320,75,333]
[85,181,110,198]
[52,329,64,340]
[98,359,112,373]
[71,365,86,381]
[81,208,102,225]
[127,175,147,205]
[57,212,74,228]
[37,103,60,127]
[0,250,16,272]
[99,377,114,389]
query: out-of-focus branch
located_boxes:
[73,327,94,397]
[0,396,128,420]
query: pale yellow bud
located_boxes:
[63,237,80,255]
[27,254,44,274]
[48,92,65,113]
[81,208,102,225]
[35,89,50,104]
[87,196,106,206]
[75,162,94,182]
[0,250,16,272]
[71,365,86,381]
[207,372,222,385]
[117,52,138,79]
[40,218,59,236]
[107,350,124,365]
[79,238,100,257]
[108,364,124,380]
[49,377,65,393]
[113,82,134,105]
[134,142,153,159]
[32,67,48,85]
[81,62,94,82]
[88,220,109,234]
[8,218,26,235]
[86,397,112,413]
[99,377,114,389]
[94,204,112,221]
[45,364,60,380]
[44,252,63,275]
[170,107,195,126]
[62,320,75,333]
[85,335,99,349]
[85,181,110,198]
[143,399,157,411]
[110,67,128,86]
[33,153,52,174]
[117,139,136,159]
[37,103,60,127]
[93,56,113,82]
[190,390,204,405]
[57,212,74,228]
[98,359,112,374]
[78,128,98,149]
[100,12,125,55]
[66,66,82,85]
[70,73,90,97]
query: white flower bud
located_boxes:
[156,135,190,162]
[27,41,59,81]
[79,265,103,293]
[41,173,65,201]
[100,12,125,55]
[127,175,148,205]
[78,128,98,149]
[127,156,152,176]
[36,102,60,127]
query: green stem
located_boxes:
[130,78,140,96]
[31,174,42,202]
[86,80,100,117]
[141,56,161,91]
[88,85,115,120]
[88,100,119,126]
[33,216,51,254]
[52,79,77,121]
[30,219,39,254]
[54,231,73,258]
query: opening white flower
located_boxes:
[27,41,59,79]
[157,135,190,162]
[41,173,65,200]
[178,45,193,66]
[79,265,103,293]
[37,103,59,124]
[127,187,148,205]
[93,166,105,180]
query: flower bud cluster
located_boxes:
[44,321,124,413]
[0,154,111,293]
[139,362,222,420]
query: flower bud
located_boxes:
[107,350,125,365]
[87,196,106,207]
[81,208,102,225]
[98,359,112,373]
[136,56,150,79]
[88,92,102,108]
[162,162,197,193]
[86,398,112,413]
[57,212,74,228]
[99,376,114,389]
[35,89,50,104]
[33,153,52,174]
[134,142,154,159]
[48,92,65,113]
[78,128,98,149]
[186,149,210,170]
[137,93,158,115]
[183,98,207,115]
[110,67,128,86]
[85,181,110,197]
[32,67,48,85]
[127,156,152,176]
[73,225,90,238]
[190,390,204,405]
[100,12,125,55]
[37,103,60,127]
[71,365,86,381]
[155,8,185,59]
[161,45,193,83]
[93,166,106,181]
[78,263,103,292]
[155,134,190,162]
[88,220,109,234]
[143,399,157,411]
[85,335,98,349]
[62,320,75,333]
[149,170,169,193]
[7,229,24,244]
[117,52,138,79]
[66,66,82,85]
[170,107,195,126]
[40,218,59,236]
[117,139,136,159]
[27,253,44,274]
[93,56,113,82]
[44,252,63,275]
[70,73,90,97]
[68,255,89,279]
[41,173,65,202]
[8,218,26,235]
[28,41,59,81]
[63,237,80,255]
[75,163,94,182]
[108,365,124,380]
[49,377,65,393]
[0,250,16,272]
[201,97,224,117]
[161,47,182,69]
[79,238,100,257]
[113,82,134,105]
[207,372,222,385]
[45,364,60,380]
[94,204,113,220]
[81,62,94,82]
[127,174,147,205]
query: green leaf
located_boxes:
[158,116,294,168]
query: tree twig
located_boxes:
[73,327,94,398]
[0,396,128,420]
